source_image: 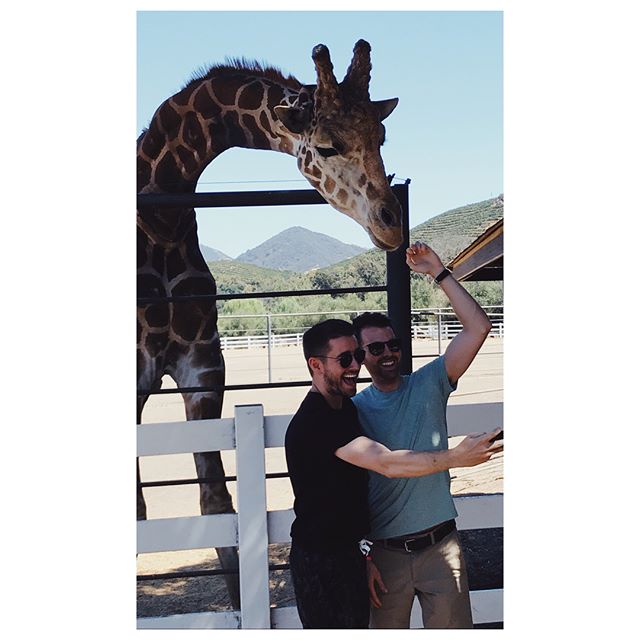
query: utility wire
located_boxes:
[138,176,409,190]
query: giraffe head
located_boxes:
[274,40,403,251]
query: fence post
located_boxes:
[234,404,270,629]
[386,180,412,374]
[266,314,273,383]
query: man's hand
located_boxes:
[366,558,388,608]
[449,428,504,468]
[406,240,445,277]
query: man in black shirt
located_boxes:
[285,319,501,628]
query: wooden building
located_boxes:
[447,217,503,282]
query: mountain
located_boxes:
[235,226,367,272]
[207,195,504,296]
[199,244,231,262]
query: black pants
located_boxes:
[289,540,369,628]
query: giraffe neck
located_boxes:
[137,67,302,195]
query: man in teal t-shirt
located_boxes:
[352,240,502,629]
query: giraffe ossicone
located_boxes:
[137,39,401,610]
[274,39,403,250]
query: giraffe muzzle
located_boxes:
[368,201,403,250]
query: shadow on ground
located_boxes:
[137,543,294,618]
[138,516,503,623]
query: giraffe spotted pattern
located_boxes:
[137,40,402,609]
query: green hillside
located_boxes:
[411,195,504,262]
[212,260,305,295]
[312,194,504,288]
[209,195,504,331]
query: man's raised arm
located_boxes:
[406,241,492,384]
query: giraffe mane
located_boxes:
[183,58,303,91]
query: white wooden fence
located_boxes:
[220,332,302,350]
[220,323,504,350]
[137,401,504,629]
[218,307,505,350]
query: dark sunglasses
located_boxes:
[312,348,366,368]
[363,338,402,356]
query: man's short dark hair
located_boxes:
[352,312,394,344]
[303,319,355,363]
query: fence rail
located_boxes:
[219,323,504,350]
[219,326,504,351]
[221,332,303,350]
[216,306,504,351]
[137,401,504,629]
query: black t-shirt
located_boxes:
[285,391,370,551]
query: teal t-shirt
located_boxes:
[352,355,457,539]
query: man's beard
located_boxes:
[323,370,356,398]
[372,355,400,381]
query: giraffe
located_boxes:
[137,39,402,609]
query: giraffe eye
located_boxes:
[316,146,340,158]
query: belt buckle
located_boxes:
[403,531,436,552]
[403,537,417,552]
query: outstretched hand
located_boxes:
[450,428,504,468]
[405,241,445,277]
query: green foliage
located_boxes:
[213,260,304,295]
[209,195,504,333]
[462,281,504,307]
[218,298,267,335]
[411,195,504,264]
[309,269,342,293]
[410,274,437,309]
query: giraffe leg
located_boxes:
[136,459,147,521]
[136,392,151,521]
[192,449,241,610]
[178,355,241,611]
[137,349,161,521]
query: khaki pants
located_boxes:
[369,530,473,629]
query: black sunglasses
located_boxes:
[312,348,366,368]
[363,338,402,356]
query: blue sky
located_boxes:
[137,11,503,257]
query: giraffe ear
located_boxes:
[299,84,317,101]
[274,105,312,134]
[373,98,399,121]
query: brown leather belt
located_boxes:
[381,519,456,553]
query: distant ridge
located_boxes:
[199,244,231,262]
[235,226,366,272]
[410,194,504,263]
[205,195,504,296]
[314,195,504,286]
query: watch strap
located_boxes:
[434,268,452,284]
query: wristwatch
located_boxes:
[434,268,452,284]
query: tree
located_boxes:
[219,298,267,335]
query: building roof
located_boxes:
[447,217,503,281]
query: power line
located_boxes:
[197,178,306,185]
[139,176,409,189]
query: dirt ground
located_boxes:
[137,338,503,618]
